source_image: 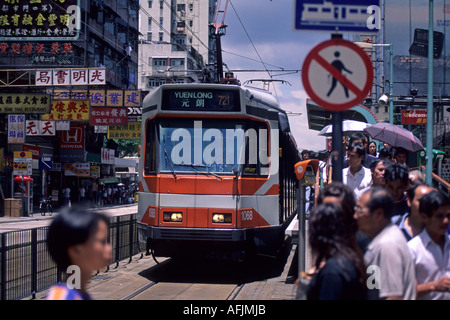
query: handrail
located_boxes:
[410,166,450,195]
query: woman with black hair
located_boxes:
[306,202,367,300]
[46,209,112,300]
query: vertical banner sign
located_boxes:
[59,124,85,162]
[8,115,26,144]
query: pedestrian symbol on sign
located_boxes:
[327,51,353,98]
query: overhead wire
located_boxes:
[228,0,280,101]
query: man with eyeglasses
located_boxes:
[354,187,416,300]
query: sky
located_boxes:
[220,0,333,152]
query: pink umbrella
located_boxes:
[364,122,424,152]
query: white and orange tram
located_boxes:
[137,83,300,260]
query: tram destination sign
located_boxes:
[162,89,241,112]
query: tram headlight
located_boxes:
[163,212,183,222]
[212,213,232,224]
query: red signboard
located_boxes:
[89,107,128,126]
[60,124,85,150]
[401,109,427,125]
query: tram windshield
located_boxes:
[157,118,270,175]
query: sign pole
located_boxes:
[331,111,343,182]
[330,33,344,183]
[426,0,434,186]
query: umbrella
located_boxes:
[319,120,370,136]
[364,122,424,152]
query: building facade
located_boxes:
[138,0,216,93]
[0,0,140,214]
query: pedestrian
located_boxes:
[342,142,373,200]
[384,163,410,222]
[394,182,434,241]
[408,190,450,300]
[369,158,388,187]
[378,147,396,163]
[63,186,71,206]
[46,208,112,300]
[408,170,425,185]
[316,182,371,253]
[355,187,416,300]
[394,147,408,166]
[306,202,367,300]
[79,185,86,202]
[368,141,378,157]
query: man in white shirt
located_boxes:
[408,190,450,300]
[343,142,372,200]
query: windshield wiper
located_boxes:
[176,163,223,181]
[163,145,177,180]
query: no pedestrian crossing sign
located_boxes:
[301,38,373,112]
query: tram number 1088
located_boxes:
[241,210,253,221]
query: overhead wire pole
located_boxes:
[210,0,229,82]
[426,0,434,186]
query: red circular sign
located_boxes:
[302,38,373,112]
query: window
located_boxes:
[170,58,184,67]
[144,121,157,175]
[148,18,152,29]
[159,17,163,28]
[160,0,163,9]
[148,0,152,8]
[159,32,164,41]
[148,78,166,88]
[147,32,152,41]
[153,58,167,66]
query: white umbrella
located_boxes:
[319,120,370,136]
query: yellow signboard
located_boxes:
[0,93,51,114]
[13,151,33,159]
[41,100,90,121]
[107,122,141,140]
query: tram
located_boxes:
[137,83,300,260]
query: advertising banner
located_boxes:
[64,163,90,177]
[8,115,25,144]
[0,93,51,114]
[41,100,89,121]
[401,109,427,125]
[107,122,141,140]
[90,107,128,126]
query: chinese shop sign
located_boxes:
[41,100,89,121]
[401,109,427,125]
[0,93,51,113]
[8,114,25,144]
[36,68,105,85]
[0,0,80,41]
[107,122,141,140]
[90,107,128,126]
[25,120,55,136]
[89,90,142,107]
[64,162,90,177]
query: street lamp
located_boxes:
[372,43,394,124]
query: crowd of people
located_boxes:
[298,133,450,300]
[61,182,137,208]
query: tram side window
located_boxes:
[144,122,157,175]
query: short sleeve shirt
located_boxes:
[342,166,373,200]
[408,229,450,300]
[364,223,416,300]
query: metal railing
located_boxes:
[0,214,142,300]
